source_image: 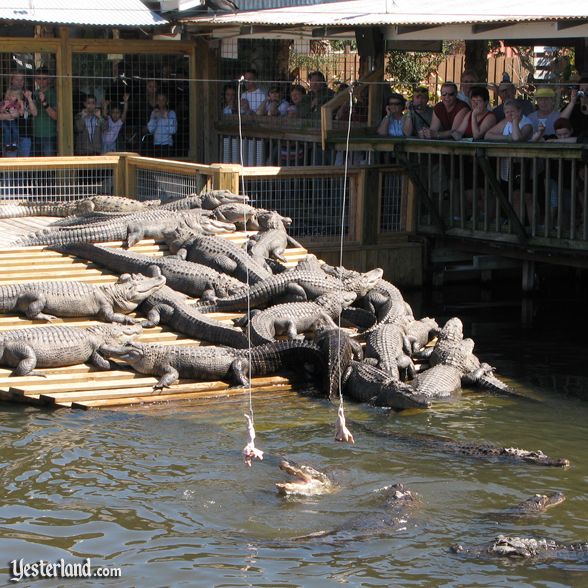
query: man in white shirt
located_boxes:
[240,69,266,114]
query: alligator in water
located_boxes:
[293,483,419,542]
[275,459,334,496]
[100,339,325,390]
[193,267,382,314]
[353,422,570,467]
[0,195,161,219]
[451,535,588,561]
[0,273,165,324]
[53,242,244,301]
[484,492,566,520]
[244,291,357,345]
[0,323,142,376]
[11,208,235,248]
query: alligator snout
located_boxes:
[276,459,333,496]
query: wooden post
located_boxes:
[57,27,74,156]
[210,164,241,194]
[188,42,198,162]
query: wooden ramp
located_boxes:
[0,218,308,410]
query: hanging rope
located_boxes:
[237,76,263,466]
[334,83,355,445]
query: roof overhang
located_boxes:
[0,0,168,27]
[181,0,588,41]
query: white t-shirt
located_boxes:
[241,88,266,113]
[500,115,533,181]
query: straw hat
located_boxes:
[535,88,555,98]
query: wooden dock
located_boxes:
[0,218,308,410]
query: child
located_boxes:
[256,86,288,117]
[1,88,24,153]
[101,93,129,153]
[146,93,177,158]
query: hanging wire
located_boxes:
[334,83,355,445]
[237,76,263,466]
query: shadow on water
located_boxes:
[0,275,587,586]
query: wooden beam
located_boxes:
[475,150,528,244]
[556,20,588,31]
[472,22,512,34]
[396,25,439,35]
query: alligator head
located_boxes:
[256,210,293,230]
[199,190,249,209]
[276,459,334,496]
[100,342,145,366]
[514,491,566,513]
[343,268,384,296]
[440,317,464,342]
[183,213,236,235]
[105,272,166,313]
[90,323,143,344]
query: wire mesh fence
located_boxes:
[380,171,404,233]
[134,168,207,202]
[243,173,351,239]
[0,165,115,201]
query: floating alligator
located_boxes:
[0,323,142,376]
[193,267,382,314]
[53,243,244,301]
[11,209,235,248]
[344,360,431,410]
[0,273,165,324]
[0,195,161,219]
[485,492,566,519]
[138,285,250,349]
[275,459,334,496]
[244,291,357,345]
[293,483,419,542]
[100,339,326,390]
[451,535,588,561]
[165,228,272,284]
[353,422,570,467]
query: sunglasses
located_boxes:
[441,92,455,97]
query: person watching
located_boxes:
[377,93,406,137]
[451,86,496,140]
[492,81,534,122]
[420,82,469,139]
[528,87,560,137]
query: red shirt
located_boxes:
[433,100,469,131]
[464,111,492,138]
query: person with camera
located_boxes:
[559,78,588,136]
[74,94,104,156]
[402,87,433,137]
[256,86,288,117]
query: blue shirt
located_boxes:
[147,109,177,146]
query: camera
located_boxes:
[578,90,586,98]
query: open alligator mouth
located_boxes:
[275,459,333,496]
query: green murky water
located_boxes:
[0,285,587,587]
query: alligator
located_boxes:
[485,492,566,519]
[364,322,416,381]
[451,535,588,561]
[245,291,357,345]
[275,459,334,496]
[343,361,432,410]
[313,327,363,401]
[0,273,165,323]
[403,316,440,354]
[192,267,382,314]
[353,422,570,467]
[0,195,160,219]
[100,339,325,390]
[53,243,244,302]
[0,323,142,376]
[293,483,419,543]
[137,285,250,349]
[158,190,248,211]
[245,210,300,270]
[165,228,272,284]
[11,209,235,248]
[413,318,521,399]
